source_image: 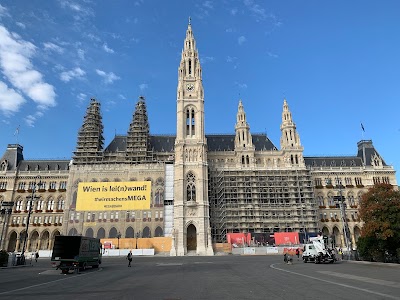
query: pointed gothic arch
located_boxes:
[187,224,197,251]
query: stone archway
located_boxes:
[142,226,150,238]
[332,226,341,248]
[353,226,361,244]
[97,228,105,239]
[68,228,78,236]
[186,224,197,251]
[321,226,330,237]
[154,226,163,237]
[85,228,94,238]
[40,231,50,250]
[29,231,39,252]
[109,227,118,238]
[125,227,134,238]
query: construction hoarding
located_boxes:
[76,181,151,211]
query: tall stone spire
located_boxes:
[172,20,213,256]
[73,98,104,164]
[234,100,255,167]
[126,96,153,162]
[234,100,254,150]
[280,99,301,150]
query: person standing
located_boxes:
[127,250,133,267]
[295,248,300,260]
[35,251,39,263]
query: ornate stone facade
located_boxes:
[0,21,397,255]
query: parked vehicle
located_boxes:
[51,236,102,274]
[302,243,318,263]
[302,236,336,264]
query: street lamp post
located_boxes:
[117,232,121,249]
[333,177,353,260]
[21,176,41,264]
[136,231,140,249]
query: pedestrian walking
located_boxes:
[295,248,300,260]
[127,250,133,267]
[35,251,39,262]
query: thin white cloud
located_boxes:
[60,67,86,82]
[16,22,26,29]
[0,4,10,18]
[85,33,101,42]
[0,25,56,108]
[134,0,144,6]
[0,81,25,113]
[96,69,120,84]
[25,114,36,127]
[139,83,148,91]
[243,0,267,21]
[226,56,237,63]
[103,43,115,54]
[43,42,64,54]
[230,8,238,16]
[236,82,248,89]
[203,1,213,9]
[238,35,246,45]
[59,0,94,19]
[201,56,215,64]
[267,51,278,58]
[77,92,86,103]
[77,48,85,60]
[195,1,214,19]
[119,94,126,100]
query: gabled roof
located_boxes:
[207,134,276,151]
[18,160,70,171]
[104,133,277,153]
[304,156,363,168]
[0,144,24,171]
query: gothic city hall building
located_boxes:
[0,22,397,256]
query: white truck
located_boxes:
[302,236,336,264]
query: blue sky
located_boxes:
[0,1,399,183]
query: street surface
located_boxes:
[0,255,399,300]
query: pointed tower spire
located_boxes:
[172,21,213,256]
[280,99,301,149]
[235,100,254,150]
[234,100,255,167]
[73,98,104,164]
[126,96,153,163]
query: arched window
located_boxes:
[154,188,164,206]
[186,107,195,136]
[186,172,196,202]
[47,197,54,210]
[57,197,65,210]
[188,59,192,75]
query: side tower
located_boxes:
[126,96,154,163]
[72,98,104,164]
[234,100,255,167]
[171,20,213,256]
[280,99,305,167]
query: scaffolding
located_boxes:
[209,168,318,243]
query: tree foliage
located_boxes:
[357,183,400,262]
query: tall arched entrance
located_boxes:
[186,224,197,251]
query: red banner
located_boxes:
[227,233,251,246]
[273,232,300,245]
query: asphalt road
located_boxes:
[0,256,399,300]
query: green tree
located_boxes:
[357,183,400,262]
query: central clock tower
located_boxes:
[170,19,214,256]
